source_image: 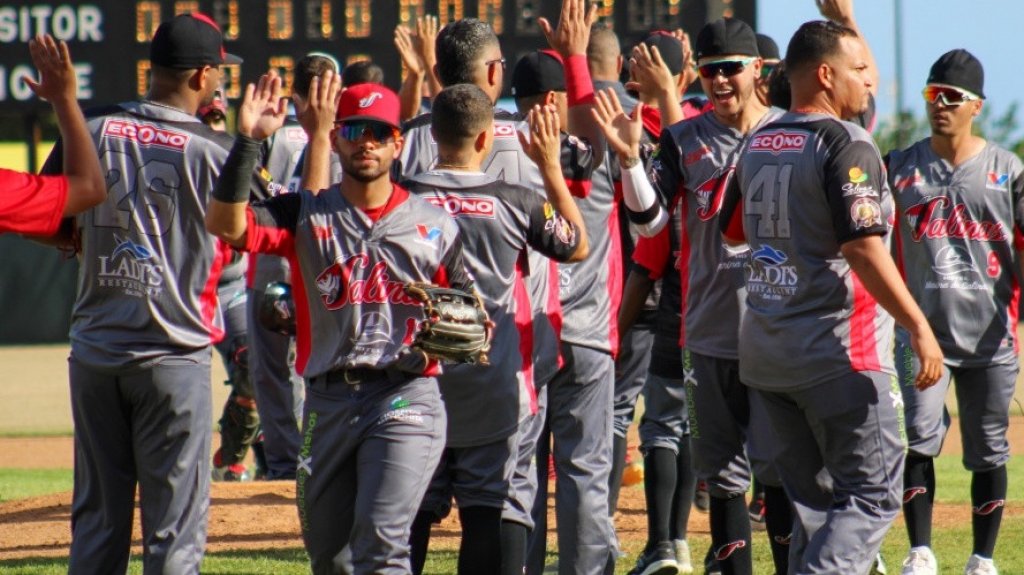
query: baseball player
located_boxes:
[208,76,473,575]
[717,19,944,574]
[887,49,1023,575]
[404,84,589,575]
[594,18,792,575]
[243,53,343,482]
[2,34,104,236]
[40,13,241,573]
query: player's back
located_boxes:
[59,101,234,368]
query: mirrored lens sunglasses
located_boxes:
[698,57,755,79]
[334,121,399,143]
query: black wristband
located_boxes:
[212,134,262,204]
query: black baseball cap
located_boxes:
[642,32,685,76]
[756,34,781,63]
[695,18,759,61]
[511,50,565,98]
[150,13,242,69]
[926,49,985,99]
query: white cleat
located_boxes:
[900,546,937,575]
[964,554,998,575]
[673,539,694,574]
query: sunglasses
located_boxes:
[334,121,399,143]
[698,57,755,79]
[921,85,980,106]
[760,63,777,79]
[485,57,507,70]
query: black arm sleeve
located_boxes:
[214,134,262,204]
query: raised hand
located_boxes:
[538,0,598,58]
[24,34,76,104]
[414,15,439,73]
[394,25,424,77]
[673,28,699,87]
[816,0,856,26]
[590,88,642,161]
[625,43,676,98]
[294,69,342,140]
[519,104,562,170]
[237,71,288,140]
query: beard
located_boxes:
[341,153,391,183]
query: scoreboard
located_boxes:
[0,0,755,112]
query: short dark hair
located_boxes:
[341,60,384,87]
[293,54,338,98]
[767,62,791,109]
[431,84,494,148]
[435,19,499,86]
[784,20,858,77]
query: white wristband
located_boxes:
[620,160,667,236]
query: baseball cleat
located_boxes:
[212,462,251,482]
[963,554,998,575]
[694,481,710,513]
[747,496,766,530]
[871,553,888,575]
[900,546,937,575]
[673,539,694,574]
[627,541,680,575]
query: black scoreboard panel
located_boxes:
[0,0,754,113]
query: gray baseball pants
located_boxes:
[754,371,906,574]
[68,349,212,575]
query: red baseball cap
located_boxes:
[336,83,400,130]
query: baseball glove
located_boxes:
[404,282,493,365]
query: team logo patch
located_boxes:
[848,166,869,183]
[972,500,1005,515]
[850,197,882,229]
[931,245,976,278]
[986,172,1009,191]
[749,130,807,155]
[425,195,497,219]
[714,540,747,561]
[103,119,190,151]
[312,225,334,240]
[284,127,308,143]
[903,486,928,503]
[359,92,383,108]
[416,224,442,240]
[111,236,154,261]
[494,123,517,138]
[98,235,164,296]
[315,254,418,309]
[684,145,712,166]
[378,395,424,425]
[894,169,923,191]
[904,196,1007,242]
[694,169,735,221]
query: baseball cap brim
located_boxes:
[337,115,399,130]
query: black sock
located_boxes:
[609,433,628,515]
[670,440,697,540]
[709,493,753,575]
[643,447,678,547]
[500,520,529,575]
[903,454,935,547]
[458,506,502,575]
[971,466,1007,557]
[409,510,437,575]
[751,476,765,501]
[763,485,792,575]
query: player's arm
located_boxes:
[295,70,341,194]
[521,104,589,261]
[591,87,669,236]
[826,140,941,389]
[25,35,105,217]
[540,0,605,167]
[619,229,667,335]
[207,72,289,248]
[817,0,878,94]
[394,23,426,123]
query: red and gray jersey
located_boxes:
[652,108,784,359]
[0,168,67,235]
[888,139,1024,366]
[397,108,596,384]
[243,183,472,379]
[405,170,580,446]
[42,101,235,368]
[631,194,685,379]
[726,112,895,390]
[249,119,344,290]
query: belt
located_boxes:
[315,366,403,386]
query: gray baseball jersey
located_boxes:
[652,109,784,360]
[404,170,580,447]
[243,184,473,379]
[727,113,896,390]
[397,109,597,389]
[44,101,236,368]
[887,140,1024,366]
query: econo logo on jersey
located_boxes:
[749,130,807,155]
[426,195,496,219]
[103,120,190,151]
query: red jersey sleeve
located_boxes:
[632,226,670,280]
[0,168,69,236]
[244,194,300,257]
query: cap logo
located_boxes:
[359,93,383,108]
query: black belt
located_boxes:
[315,366,403,386]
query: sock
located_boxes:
[500,520,529,575]
[643,447,678,547]
[670,439,697,540]
[609,433,628,515]
[751,476,765,501]
[458,506,502,575]
[763,485,792,575]
[709,493,753,575]
[409,510,437,575]
[971,465,1007,557]
[902,454,935,548]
